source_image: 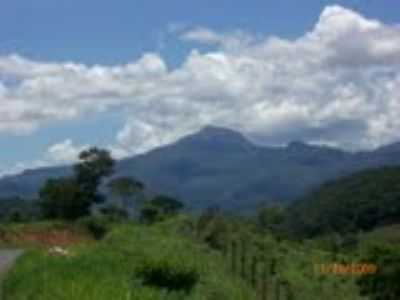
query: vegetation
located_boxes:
[140,195,184,224]
[286,167,400,238]
[39,148,115,220]
[357,244,400,300]
[107,176,145,214]
[2,222,255,300]
[0,197,39,223]
[1,149,400,299]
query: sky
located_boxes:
[1,0,400,176]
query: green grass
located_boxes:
[221,233,362,300]
[2,221,255,300]
[1,217,369,300]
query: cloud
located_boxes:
[0,53,167,134]
[180,27,258,51]
[0,139,90,177]
[1,4,400,175]
[46,139,89,163]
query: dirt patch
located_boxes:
[0,227,92,248]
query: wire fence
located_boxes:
[222,238,295,300]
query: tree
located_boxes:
[149,195,184,215]
[139,195,184,224]
[257,204,286,232]
[107,177,145,213]
[139,206,160,224]
[196,206,230,250]
[74,147,115,204]
[39,147,115,220]
[39,178,88,220]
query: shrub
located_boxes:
[99,205,129,221]
[136,258,199,293]
[79,216,110,240]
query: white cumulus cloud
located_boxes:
[1,5,400,176]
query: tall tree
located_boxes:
[39,147,115,220]
[74,147,115,204]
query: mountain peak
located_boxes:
[198,125,246,138]
[177,125,255,153]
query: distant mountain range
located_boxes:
[2,126,400,212]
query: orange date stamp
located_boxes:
[314,263,378,275]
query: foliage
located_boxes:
[257,203,287,234]
[39,178,88,220]
[140,206,162,224]
[0,197,40,222]
[78,216,111,240]
[140,195,184,224]
[137,257,199,293]
[108,177,144,196]
[107,176,145,215]
[39,148,115,220]
[149,195,184,215]
[357,244,400,300]
[3,222,255,300]
[99,204,129,220]
[196,206,231,250]
[286,167,400,237]
[74,147,115,204]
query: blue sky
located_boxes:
[3,0,399,65]
[1,0,400,175]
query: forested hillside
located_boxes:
[286,167,400,237]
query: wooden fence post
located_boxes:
[240,238,247,279]
[261,261,268,300]
[274,278,280,300]
[250,256,258,287]
[231,240,237,274]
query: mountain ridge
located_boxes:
[2,126,400,212]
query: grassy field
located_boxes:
[2,219,255,300]
[0,217,370,299]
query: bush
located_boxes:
[78,216,110,240]
[136,258,199,293]
[99,205,129,221]
[139,195,185,224]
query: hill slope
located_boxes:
[2,126,400,211]
[287,167,400,237]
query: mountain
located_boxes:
[286,167,400,237]
[2,126,400,212]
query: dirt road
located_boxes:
[0,249,24,299]
[0,250,23,276]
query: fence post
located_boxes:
[282,281,294,300]
[240,238,247,279]
[231,240,237,274]
[274,278,280,300]
[250,256,258,287]
[270,257,277,276]
[261,261,268,300]
[222,240,228,259]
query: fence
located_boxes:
[223,238,295,300]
